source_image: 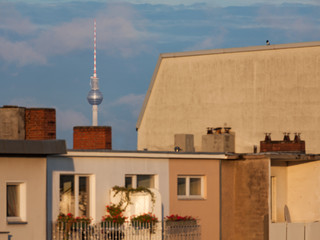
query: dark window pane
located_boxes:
[79,176,89,217]
[60,175,75,215]
[125,176,133,188]
[7,185,19,217]
[190,178,201,195]
[177,178,186,196]
[137,175,154,188]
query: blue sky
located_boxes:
[1,0,320,150]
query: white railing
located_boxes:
[270,222,320,240]
[52,221,201,240]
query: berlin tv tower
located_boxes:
[87,19,103,126]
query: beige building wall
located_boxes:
[169,158,220,240]
[221,157,269,240]
[137,42,320,153]
[271,162,288,222]
[287,161,320,222]
[0,157,46,240]
[271,160,320,223]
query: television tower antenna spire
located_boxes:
[87,19,103,126]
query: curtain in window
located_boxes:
[137,175,154,188]
[177,178,186,195]
[79,176,89,217]
[60,175,75,215]
[7,185,18,217]
[190,178,201,195]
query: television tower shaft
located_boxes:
[87,19,103,126]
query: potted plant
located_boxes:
[57,213,92,239]
[131,212,158,233]
[57,213,75,233]
[101,204,127,239]
[164,214,199,238]
[165,214,197,226]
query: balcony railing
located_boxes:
[270,222,320,240]
[52,221,201,240]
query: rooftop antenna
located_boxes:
[87,19,103,126]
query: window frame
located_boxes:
[125,174,157,189]
[177,175,205,200]
[6,182,27,223]
[59,174,91,217]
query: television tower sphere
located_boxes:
[87,76,103,105]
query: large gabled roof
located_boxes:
[136,41,320,130]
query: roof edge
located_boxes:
[136,55,162,130]
[0,139,67,155]
[160,41,320,58]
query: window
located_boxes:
[177,176,205,199]
[6,182,26,223]
[125,175,155,188]
[60,175,90,217]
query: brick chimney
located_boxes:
[73,126,112,150]
[25,108,56,140]
[0,106,56,140]
[260,133,305,153]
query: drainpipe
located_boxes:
[219,159,222,240]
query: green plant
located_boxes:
[131,212,158,224]
[131,212,158,234]
[101,203,127,224]
[58,213,75,223]
[112,186,156,210]
[75,216,92,228]
[165,214,197,222]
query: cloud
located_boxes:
[96,4,152,57]
[0,37,46,66]
[33,18,92,56]
[0,3,38,35]
[0,2,153,66]
[109,93,145,118]
[56,109,90,131]
[111,93,145,107]
[185,27,228,51]
[8,97,90,132]
[8,97,46,107]
[255,5,320,41]
[0,4,45,65]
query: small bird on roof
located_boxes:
[266,40,270,45]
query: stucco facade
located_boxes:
[271,159,320,223]
[0,139,66,240]
[0,157,47,240]
[47,150,171,236]
[169,158,220,240]
[221,156,270,240]
[48,151,231,239]
[137,41,320,153]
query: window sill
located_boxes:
[7,218,28,225]
[178,196,205,200]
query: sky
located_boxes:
[1,0,320,150]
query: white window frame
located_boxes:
[6,182,27,223]
[59,174,92,217]
[177,175,205,200]
[125,174,158,189]
[271,176,277,222]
